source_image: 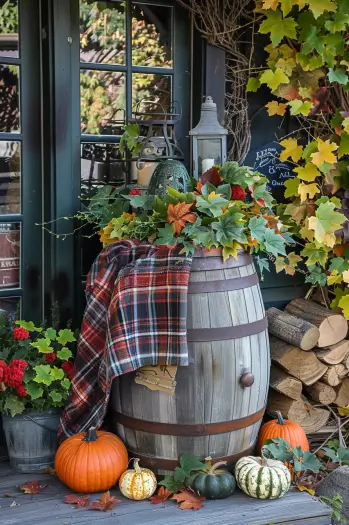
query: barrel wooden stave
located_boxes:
[111,252,270,473]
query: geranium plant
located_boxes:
[0,315,76,416]
[77,162,291,269]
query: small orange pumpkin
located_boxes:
[257,412,309,454]
[55,427,128,493]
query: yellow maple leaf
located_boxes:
[328,270,343,285]
[342,117,349,134]
[299,219,314,242]
[298,87,313,99]
[222,242,242,262]
[284,177,300,198]
[338,295,349,320]
[276,252,302,276]
[279,44,294,58]
[294,163,320,182]
[261,0,279,8]
[280,138,304,162]
[311,139,338,167]
[260,68,290,92]
[298,182,319,203]
[265,101,287,116]
[307,0,336,19]
[338,405,349,416]
[297,486,315,497]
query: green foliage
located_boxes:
[159,455,207,493]
[319,494,344,523]
[262,438,323,473]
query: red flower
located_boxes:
[13,327,30,340]
[231,185,246,201]
[45,352,57,364]
[129,188,141,196]
[0,360,6,382]
[15,385,28,397]
[62,361,74,380]
[4,360,28,388]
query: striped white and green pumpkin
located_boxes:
[235,456,291,500]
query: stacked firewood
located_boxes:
[266,298,349,434]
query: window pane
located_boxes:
[0,140,20,214]
[80,0,125,66]
[80,70,126,134]
[132,73,171,113]
[132,3,172,68]
[0,64,19,132]
[81,142,125,192]
[0,1,19,59]
[0,223,20,289]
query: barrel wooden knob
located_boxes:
[240,369,254,388]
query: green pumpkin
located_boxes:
[185,457,236,500]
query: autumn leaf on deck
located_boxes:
[171,488,205,510]
[311,139,338,167]
[265,101,287,116]
[64,494,90,508]
[167,202,197,235]
[20,481,47,495]
[41,467,56,476]
[297,485,315,496]
[89,491,120,512]
[149,486,173,504]
[279,138,303,162]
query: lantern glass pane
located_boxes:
[197,138,222,176]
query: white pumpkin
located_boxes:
[119,458,157,500]
[235,456,291,500]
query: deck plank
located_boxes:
[0,461,332,525]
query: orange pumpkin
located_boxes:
[55,427,128,493]
[257,412,309,454]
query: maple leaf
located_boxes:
[284,200,307,224]
[311,139,338,167]
[301,243,329,268]
[284,178,300,199]
[171,489,205,511]
[275,252,302,276]
[307,0,336,18]
[342,117,349,134]
[260,68,289,91]
[298,183,319,203]
[297,485,315,496]
[265,101,287,116]
[20,481,47,495]
[338,295,349,320]
[288,100,314,116]
[338,132,349,159]
[308,202,345,248]
[328,68,349,85]
[150,486,173,504]
[64,494,90,508]
[294,163,320,182]
[167,202,196,235]
[327,270,343,286]
[222,242,243,261]
[246,77,260,92]
[89,491,120,512]
[259,9,297,46]
[279,138,303,162]
[262,0,278,8]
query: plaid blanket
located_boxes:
[58,240,192,442]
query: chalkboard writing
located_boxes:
[244,141,295,202]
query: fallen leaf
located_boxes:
[171,488,205,510]
[89,491,120,512]
[64,494,90,508]
[20,481,47,495]
[3,493,12,498]
[150,486,173,504]
[265,101,287,116]
[167,202,197,235]
[311,139,338,167]
[297,485,316,496]
[41,467,56,476]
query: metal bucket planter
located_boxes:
[2,409,60,472]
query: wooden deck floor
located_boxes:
[0,460,332,525]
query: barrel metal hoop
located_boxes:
[113,407,265,436]
[191,254,253,271]
[188,273,259,294]
[187,317,268,342]
[127,444,256,470]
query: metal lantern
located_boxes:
[189,96,228,179]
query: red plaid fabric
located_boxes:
[58,240,192,442]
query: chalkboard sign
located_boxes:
[244,141,295,202]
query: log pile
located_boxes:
[267,298,349,434]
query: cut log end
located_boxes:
[305,382,337,405]
[267,307,320,351]
[270,366,302,401]
[316,340,349,365]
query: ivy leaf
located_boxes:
[338,132,349,159]
[311,139,338,166]
[263,228,286,256]
[154,224,176,246]
[298,182,319,202]
[288,100,314,116]
[305,266,327,286]
[308,202,345,248]
[249,216,268,243]
[57,329,76,345]
[4,395,26,416]
[246,77,260,92]
[301,243,329,268]
[307,0,336,18]
[26,382,44,400]
[328,67,349,85]
[49,391,63,404]
[34,365,53,386]
[212,214,247,245]
[31,338,54,354]
[196,195,229,218]
[57,348,73,361]
[294,163,320,182]
[265,101,287,116]
[279,138,303,162]
[338,295,349,319]
[259,68,290,91]
[259,9,297,46]
[284,178,300,198]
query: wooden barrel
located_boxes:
[110,249,270,472]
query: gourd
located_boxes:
[185,457,236,499]
[235,456,291,500]
[119,458,157,500]
[54,427,128,493]
[257,411,309,454]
